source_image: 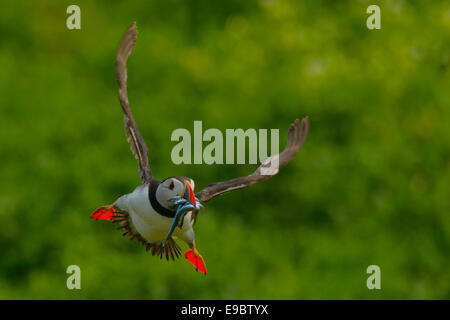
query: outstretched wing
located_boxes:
[116,22,152,183]
[196,117,309,202]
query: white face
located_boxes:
[156,178,195,210]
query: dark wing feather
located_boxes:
[116,22,152,183]
[196,117,309,202]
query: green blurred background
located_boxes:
[0,0,448,299]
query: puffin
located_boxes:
[90,22,310,275]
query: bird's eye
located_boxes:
[169,182,175,190]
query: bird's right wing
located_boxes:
[196,117,309,203]
[116,22,152,183]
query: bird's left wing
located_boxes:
[116,22,152,183]
[196,117,309,203]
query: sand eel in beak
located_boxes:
[165,182,203,243]
[90,22,310,275]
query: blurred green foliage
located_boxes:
[0,0,449,299]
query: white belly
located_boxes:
[115,184,195,244]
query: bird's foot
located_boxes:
[90,204,117,220]
[185,246,207,275]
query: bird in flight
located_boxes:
[90,22,310,275]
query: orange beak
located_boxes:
[183,182,196,207]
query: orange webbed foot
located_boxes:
[90,205,116,221]
[185,247,207,275]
